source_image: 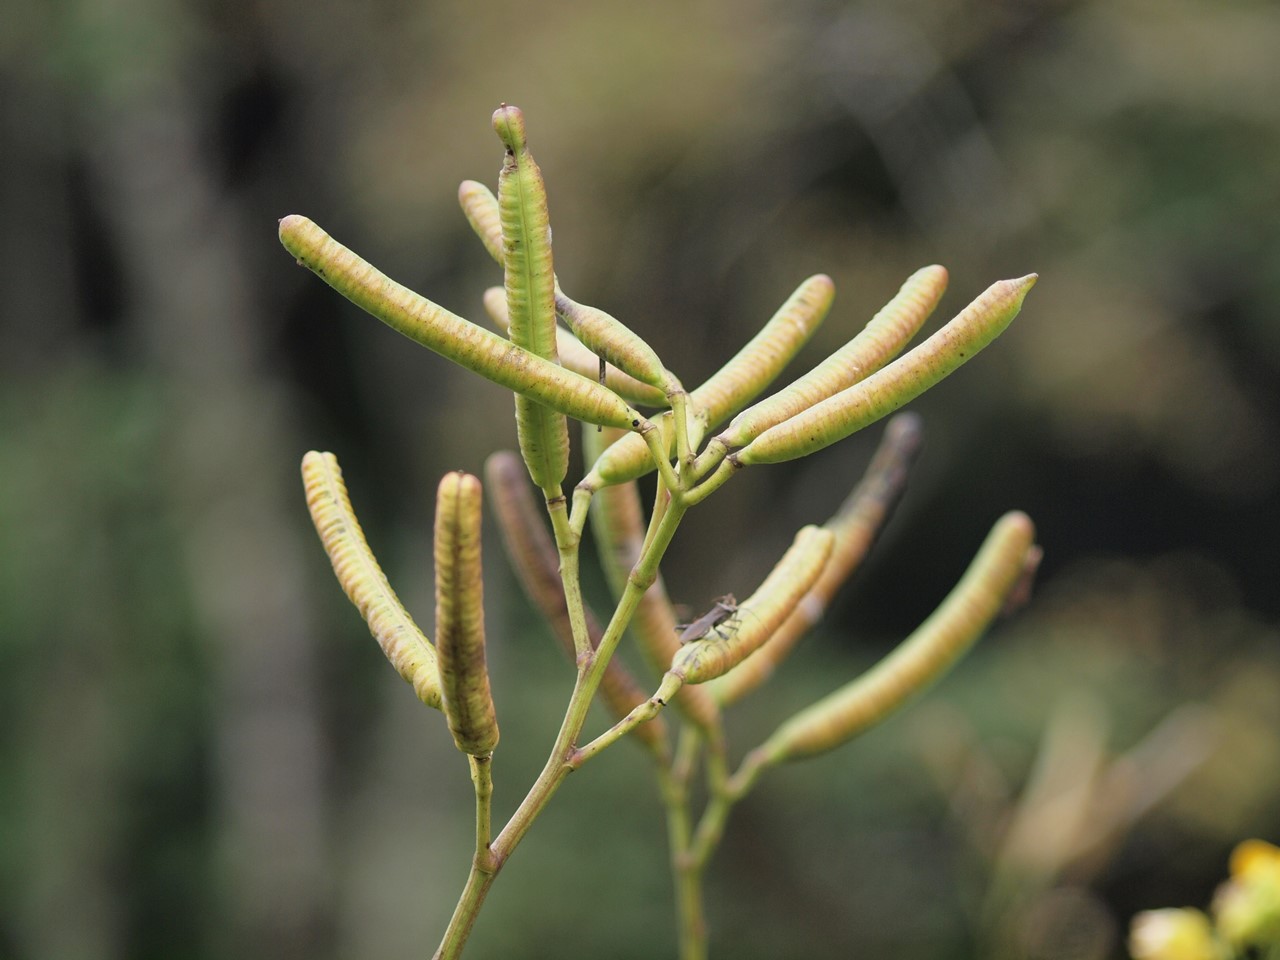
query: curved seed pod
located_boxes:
[690,273,835,428]
[713,265,947,451]
[483,287,668,408]
[484,451,667,751]
[759,511,1037,763]
[580,274,832,490]
[458,179,504,264]
[279,216,644,431]
[493,105,569,492]
[584,429,721,732]
[668,526,835,685]
[711,413,923,704]
[736,275,1037,466]
[435,471,499,756]
[301,452,441,709]
[555,291,670,391]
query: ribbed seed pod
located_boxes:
[714,265,947,451]
[580,274,832,490]
[554,292,670,392]
[279,216,643,431]
[584,429,721,732]
[301,451,441,709]
[760,511,1036,762]
[434,471,499,756]
[710,413,923,704]
[493,105,569,492]
[458,179,504,264]
[668,526,835,685]
[482,287,667,408]
[736,275,1036,466]
[484,451,667,751]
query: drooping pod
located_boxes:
[482,287,667,408]
[279,215,645,431]
[734,275,1037,466]
[579,274,833,491]
[583,428,721,732]
[493,105,569,493]
[554,291,672,393]
[434,471,500,756]
[708,265,947,456]
[710,413,923,704]
[484,451,668,752]
[301,451,441,709]
[754,511,1037,763]
[667,525,835,685]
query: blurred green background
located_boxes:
[2,0,1278,957]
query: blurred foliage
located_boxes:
[1,0,1278,957]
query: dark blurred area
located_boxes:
[2,1,1278,958]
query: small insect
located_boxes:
[675,594,739,644]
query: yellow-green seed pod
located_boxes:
[458,179,504,264]
[434,471,499,756]
[713,265,947,451]
[584,428,721,732]
[279,216,644,431]
[493,105,569,492]
[482,286,667,408]
[580,274,832,490]
[736,275,1037,466]
[711,413,922,704]
[690,273,835,428]
[484,451,668,751]
[555,291,670,392]
[668,526,835,685]
[759,511,1036,762]
[301,451,441,709]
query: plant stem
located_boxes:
[658,760,708,960]
[432,493,689,958]
[546,493,591,660]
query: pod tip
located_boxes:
[492,104,527,151]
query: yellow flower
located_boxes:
[1213,839,1280,948]
[1129,908,1220,960]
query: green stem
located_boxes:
[545,493,591,660]
[433,497,690,958]
[571,673,683,767]
[657,748,707,960]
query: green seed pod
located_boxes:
[580,274,832,490]
[583,429,721,732]
[668,526,835,685]
[760,511,1037,762]
[301,451,441,710]
[484,451,668,751]
[458,179,504,264]
[713,265,947,451]
[690,273,835,428]
[435,471,500,756]
[736,275,1037,466]
[279,215,644,430]
[493,105,569,492]
[711,413,923,704]
[555,291,670,392]
[482,287,668,408]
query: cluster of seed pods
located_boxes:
[286,105,1042,957]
